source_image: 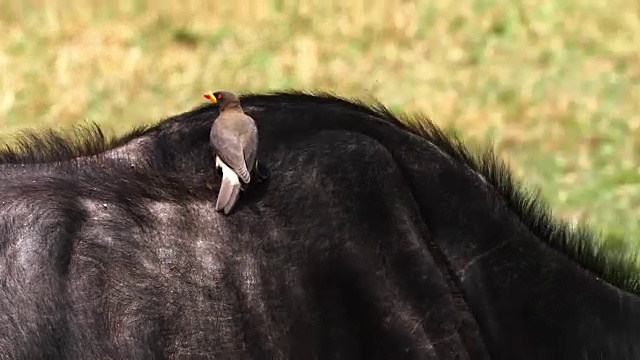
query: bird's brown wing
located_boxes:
[241,114,259,170]
[210,115,252,184]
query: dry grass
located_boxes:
[0,0,639,252]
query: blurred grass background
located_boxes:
[0,0,639,255]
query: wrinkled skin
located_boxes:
[0,92,639,359]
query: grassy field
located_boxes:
[0,0,639,255]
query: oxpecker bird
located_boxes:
[204,90,260,215]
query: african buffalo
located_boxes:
[0,91,639,359]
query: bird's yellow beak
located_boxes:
[204,92,217,104]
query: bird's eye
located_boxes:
[217,94,222,99]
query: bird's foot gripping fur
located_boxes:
[239,159,270,192]
[253,159,270,183]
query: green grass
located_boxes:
[0,0,639,256]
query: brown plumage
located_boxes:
[204,90,259,215]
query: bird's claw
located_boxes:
[254,159,270,183]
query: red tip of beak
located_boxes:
[203,93,212,100]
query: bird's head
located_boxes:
[204,90,240,111]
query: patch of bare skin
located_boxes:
[362,113,491,187]
[147,200,228,275]
[415,131,490,186]
[80,198,113,223]
[456,240,510,281]
[237,254,269,320]
[97,136,149,165]
[78,198,121,251]
[240,105,265,114]
[11,211,40,273]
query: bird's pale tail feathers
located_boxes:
[216,159,242,215]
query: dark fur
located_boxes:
[0,91,638,359]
